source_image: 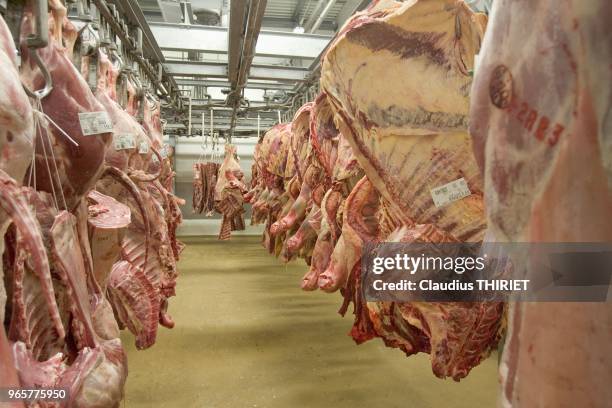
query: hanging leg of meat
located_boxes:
[20,11,112,211]
[284,210,318,258]
[270,182,312,235]
[301,216,333,291]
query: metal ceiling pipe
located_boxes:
[227,0,247,86]
[303,0,326,32]
[227,0,267,136]
[236,0,266,90]
[309,0,336,33]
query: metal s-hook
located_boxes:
[22,0,53,100]
[23,51,53,99]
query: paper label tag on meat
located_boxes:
[139,142,149,154]
[114,134,136,150]
[430,178,471,207]
[160,144,169,158]
[78,112,113,136]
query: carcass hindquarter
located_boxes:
[20,11,111,211]
[469,0,612,405]
[0,14,35,326]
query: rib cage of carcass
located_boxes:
[0,2,184,404]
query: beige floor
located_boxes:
[121,236,499,408]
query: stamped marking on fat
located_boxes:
[489,65,513,109]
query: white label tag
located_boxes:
[114,133,136,150]
[160,144,169,158]
[139,141,149,154]
[78,111,113,136]
[430,177,471,208]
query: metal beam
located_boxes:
[165,61,308,82]
[228,0,247,84]
[249,65,307,82]
[304,0,326,31]
[150,23,332,59]
[165,61,227,77]
[174,78,295,91]
[309,0,336,33]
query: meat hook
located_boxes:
[22,0,53,100]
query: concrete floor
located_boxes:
[121,237,499,408]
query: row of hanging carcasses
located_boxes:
[0,3,183,405]
[245,1,611,405]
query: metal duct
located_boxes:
[226,0,267,137]
[309,0,336,33]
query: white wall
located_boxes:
[173,135,262,236]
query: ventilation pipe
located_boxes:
[309,0,336,33]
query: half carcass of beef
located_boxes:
[270,107,314,237]
[203,162,219,215]
[248,124,292,250]
[215,145,247,240]
[193,162,205,213]
[319,0,502,380]
[469,0,612,405]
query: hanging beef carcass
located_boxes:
[469,0,612,405]
[215,144,247,240]
[248,123,292,252]
[193,162,204,213]
[317,127,363,292]
[270,106,313,238]
[299,94,344,290]
[320,0,502,380]
[193,161,220,215]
